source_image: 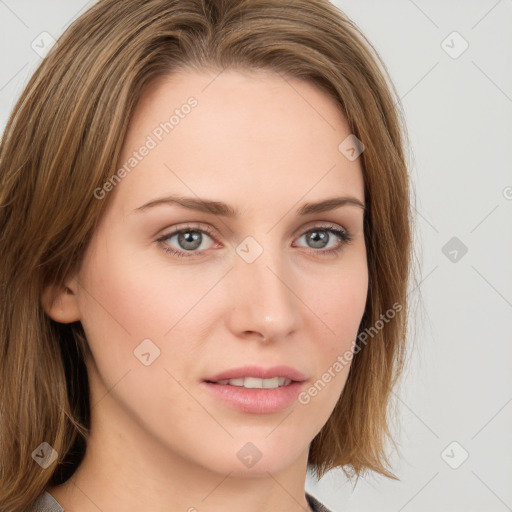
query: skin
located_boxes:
[43,68,368,512]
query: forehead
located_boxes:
[111,68,364,215]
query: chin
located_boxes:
[196,437,308,477]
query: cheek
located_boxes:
[307,256,368,349]
[76,240,227,366]
[79,234,172,324]
[293,268,367,422]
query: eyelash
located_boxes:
[156,223,353,259]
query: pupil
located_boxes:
[179,231,201,250]
[308,230,328,249]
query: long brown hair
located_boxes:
[0,1,414,509]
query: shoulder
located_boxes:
[27,491,65,512]
[306,491,334,512]
[28,490,327,512]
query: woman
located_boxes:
[0,1,413,511]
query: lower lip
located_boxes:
[201,381,306,414]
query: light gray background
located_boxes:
[1,1,511,511]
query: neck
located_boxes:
[48,375,313,512]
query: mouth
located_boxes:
[201,365,308,414]
[204,376,294,389]
[204,364,307,387]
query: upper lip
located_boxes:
[205,365,307,383]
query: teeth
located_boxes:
[214,377,292,388]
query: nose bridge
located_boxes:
[228,236,301,339]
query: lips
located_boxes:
[201,365,308,413]
[204,364,307,383]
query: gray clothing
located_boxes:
[27,490,333,511]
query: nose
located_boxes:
[224,244,302,343]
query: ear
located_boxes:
[41,277,81,324]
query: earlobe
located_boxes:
[41,278,81,324]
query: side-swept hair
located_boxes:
[0,1,413,509]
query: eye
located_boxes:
[157,224,217,259]
[156,223,353,259]
[293,224,353,256]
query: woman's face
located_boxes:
[64,68,367,477]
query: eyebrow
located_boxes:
[133,194,365,216]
